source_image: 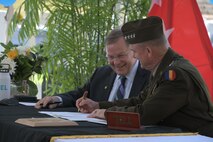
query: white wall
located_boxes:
[0,10,8,51]
[204,19,213,47]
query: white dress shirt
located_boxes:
[108,60,139,102]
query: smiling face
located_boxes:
[106,37,136,76]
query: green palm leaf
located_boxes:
[8,0,150,96]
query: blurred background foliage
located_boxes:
[8,0,150,96]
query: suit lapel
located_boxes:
[129,64,149,97]
[102,71,116,100]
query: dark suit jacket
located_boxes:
[58,63,150,107]
[100,48,213,137]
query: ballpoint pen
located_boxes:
[78,91,88,112]
[82,91,88,100]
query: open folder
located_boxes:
[15,117,78,127]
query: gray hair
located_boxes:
[137,35,168,48]
[105,28,125,45]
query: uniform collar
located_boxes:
[153,48,178,78]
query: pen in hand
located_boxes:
[82,91,88,100]
[78,91,88,112]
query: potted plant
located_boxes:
[0,41,46,96]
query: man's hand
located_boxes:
[35,96,60,109]
[76,92,99,113]
[88,109,106,119]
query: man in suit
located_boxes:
[77,16,213,137]
[35,28,150,109]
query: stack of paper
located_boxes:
[39,111,107,125]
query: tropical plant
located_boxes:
[8,0,150,96]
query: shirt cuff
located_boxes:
[55,96,63,106]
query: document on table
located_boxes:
[39,111,107,125]
[19,102,36,106]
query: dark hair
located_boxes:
[105,28,124,45]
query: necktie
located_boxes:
[116,76,126,100]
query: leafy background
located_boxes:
[8,0,150,96]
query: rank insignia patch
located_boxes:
[164,70,176,81]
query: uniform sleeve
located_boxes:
[105,67,190,125]
[99,87,148,109]
[139,67,190,125]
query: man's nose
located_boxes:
[112,58,121,65]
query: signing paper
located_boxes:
[39,111,107,125]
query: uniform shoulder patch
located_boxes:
[163,69,176,81]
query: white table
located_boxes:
[54,134,212,142]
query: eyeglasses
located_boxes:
[106,50,129,61]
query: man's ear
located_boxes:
[146,47,153,58]
[147,47,151,53]
[146,47,152,56]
